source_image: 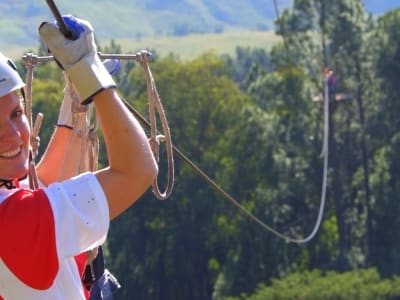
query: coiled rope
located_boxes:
[99,51,175,200]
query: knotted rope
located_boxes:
[22,53,50,189]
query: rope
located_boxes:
[100,51,175,200]
[135,50,174,200]
[22,53,49,189]
[59,78,92,177]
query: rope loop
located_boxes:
[97,50,175,199]
[148,137,160,163]
[135,50,175,200]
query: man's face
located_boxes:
[0,92,30,179]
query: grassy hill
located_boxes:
[2,0,398,60]
[9,29,282,62]
[115,29,281,60]
[2,0,289,60]
[1,1,290,47]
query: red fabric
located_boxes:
[0,189,59,290]
[74,253,90,299]
[74,253,87,278]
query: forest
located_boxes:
[15,0,400,299]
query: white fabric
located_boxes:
[0,173,110,300]
[68,54,116,102]
[38,17,95,70]
[57,73,79,128]
[46,173,109,258]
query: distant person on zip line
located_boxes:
[324,66,337,95]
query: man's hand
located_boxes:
[39,15,116,104]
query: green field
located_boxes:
[114,30,281,60]
[10,30,281,61]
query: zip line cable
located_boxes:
[122,75,330,243]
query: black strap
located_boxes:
[82,246,105,290]
[0,174,28,190]
[0,179,17,189]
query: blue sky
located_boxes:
[364,0,399,15]
[280,0,398,16]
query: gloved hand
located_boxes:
[58,58,120,128]
[39,15,116,104]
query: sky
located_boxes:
[281,0,399,16]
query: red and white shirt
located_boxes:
[0,173,109,300]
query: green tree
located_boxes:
[368,9,400,277]
[106,52,251,300]
[223,268,400,300]
[276,0,378,271]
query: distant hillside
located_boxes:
[1,0,398,57]
[1,0,291,47]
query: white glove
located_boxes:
[57,59,120,128]
[38,15,116,104]
[57,73,84,128]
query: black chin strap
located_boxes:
[0,174,28,190]
[0,179,17,189]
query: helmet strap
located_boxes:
[0,174,27,190]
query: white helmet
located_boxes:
[0,53,25,97]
